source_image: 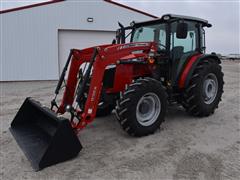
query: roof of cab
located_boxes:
[134,14,211,27]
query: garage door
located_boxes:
[58,30,115,75]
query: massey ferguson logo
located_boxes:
[118,43,150,50]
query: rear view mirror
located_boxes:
[176,22,188,39]
[112,39,116,44]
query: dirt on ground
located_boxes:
[0,61,239,180]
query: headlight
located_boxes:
[148,52,155,57]
[148,58,155,64]
[148,48,155,57]
[65,105,72,112]
[148,49,155,64]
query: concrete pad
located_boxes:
[0,61,239,179]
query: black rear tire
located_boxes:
[182,59,224,116]
[115,78,167,137]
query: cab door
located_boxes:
[170,21,200,86]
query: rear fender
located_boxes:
[178,54,221,89]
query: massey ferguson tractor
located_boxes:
[10,14,224,170]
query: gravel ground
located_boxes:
[0,61,239,180]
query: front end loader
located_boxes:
[10,14,224,170]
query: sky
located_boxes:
[1,0,239,54]
[118,0,240,55]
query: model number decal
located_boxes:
[91,86,97,102]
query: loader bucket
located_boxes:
[9,97,82,171]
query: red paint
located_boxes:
[179,54,202,89]
[133,64,153,77]
[0,0,64,14]
[106,63,153,94]
[57,47,97,113]
[109,64,133,93]
[56,42,156,130]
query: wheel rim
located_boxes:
[136,92,161,126]
[202,73,218,104]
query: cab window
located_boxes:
[170,21,199,53]
[132,24,167,50]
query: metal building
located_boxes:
[0,0,156,81]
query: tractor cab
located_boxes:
[117,14,212,85]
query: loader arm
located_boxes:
[57,42,157,131]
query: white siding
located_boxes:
[58,30,115,74]
[0,0,153,81]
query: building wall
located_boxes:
[58,30,116,75]
[0,0,153,81]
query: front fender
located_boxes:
[178,54,221,89]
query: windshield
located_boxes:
[132,24,167,50]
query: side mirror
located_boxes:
[118,21,125,43]
[176,22,188,39]
[112,39,116,44]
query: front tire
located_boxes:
[182,59,224,116]
[115,78,167,137]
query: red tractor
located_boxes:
[10,14,224,170]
